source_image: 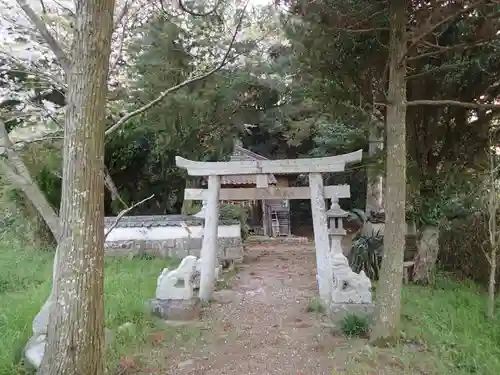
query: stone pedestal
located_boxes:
[326,200,373,314]
[147,298,201,321]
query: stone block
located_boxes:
[147,298,201,321]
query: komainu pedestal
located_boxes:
[330,253,372,304]
[150,255,200,320]
[328,252,373,322]
[151,255,220,320]
[325,199,373,320]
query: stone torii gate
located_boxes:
[175,150,372,309]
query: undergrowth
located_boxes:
[1,232,500,375]
[0,237,180,375]
[401,275,500,375]
[340,313,369,338]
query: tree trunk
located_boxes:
[39,0,115,374]
[487,146,497,319]
[370,0,407,345]
[488,245,496,319]
[412,225,439,284]
[365,119,384,216]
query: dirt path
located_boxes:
[133,241,430,375]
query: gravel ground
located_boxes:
[131,242,429,375]
[138,242,362,375]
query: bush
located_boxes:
[439,213,500,287]
[340,313,369,338]
[348,231,384,280]
[219,203,250,240]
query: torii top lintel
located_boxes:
[175,149,363,176]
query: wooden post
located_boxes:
[309,172,332,306]
[256,174,269,236]
[199,175,221,301]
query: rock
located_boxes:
[25,328,115,370]
[147,298,201,321]
[24,335,46,370]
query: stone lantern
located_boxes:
[326,199,348,256]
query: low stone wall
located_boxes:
[104,215,243,262]
[105,236,243,261]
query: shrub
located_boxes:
[348,231,384,280]
[219,203,250,240]
[340,313,369,338]
[439,213,500,287]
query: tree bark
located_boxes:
[487,143,497,319]
[365,119,384,216]
[39,0,115,374]
[412,225,439,284]
[487,242,496,319]
[370,0,407,345]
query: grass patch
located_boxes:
[306,297,325,313]
[0,243,180,375]
[340,313,369,338]
[401,275,500,375]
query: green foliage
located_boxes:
[34,166,61,212]
[285,0,500,223]
[104,15,281,215]
[0,182,46,247]
[402,277,500,375]
[219,203,250,240]
[306,297,325,313]
[439,214,500,287]
[340,313,370,338]
[0,241,180,374]
[348,231,383,280]
[406,171,482,228]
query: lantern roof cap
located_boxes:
[326,201,348,217]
